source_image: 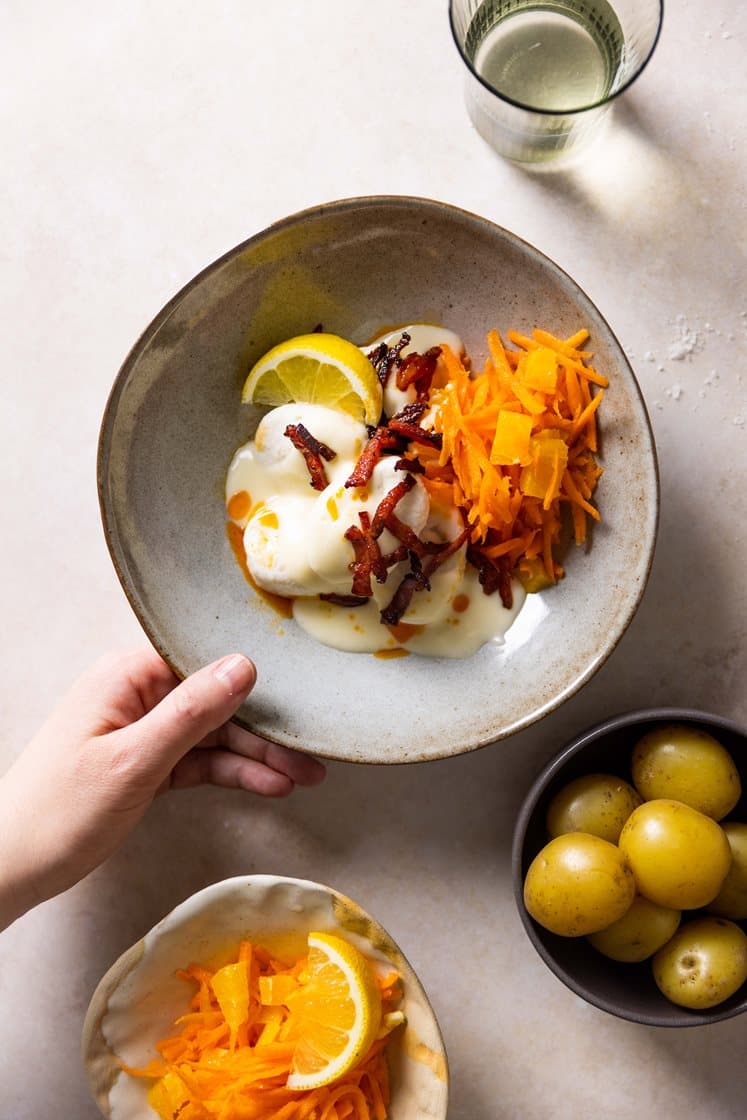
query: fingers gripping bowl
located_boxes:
[97,196,659,762]
[82,875,448,1119]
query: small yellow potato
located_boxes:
[632,725,741,820]
[523,832,635,937]
[546,773,642,844]
[618,799,732,910]
[708,823,747,920]
[653,917,747,1009]
[587,895,681,962]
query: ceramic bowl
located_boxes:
[82,874,448,1118]
[98,195,658,762]
[512,708,747,1026]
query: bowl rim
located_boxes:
[97,193,660,762]
[511,706,747,1027]
[82,872,449,1116]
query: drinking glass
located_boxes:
[449,0,663,165]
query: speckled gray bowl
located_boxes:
[82,875,448,1119]
[98,195,658,763]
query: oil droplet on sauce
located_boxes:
[374,647,410,659]
[227,490,251,521]
[452,593,470,613]
[226,522,293,618]
[386,622,425,644]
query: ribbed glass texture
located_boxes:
[449,0,663,163]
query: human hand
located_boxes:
[0,649,325,930]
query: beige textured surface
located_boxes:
[0,2,745,1118]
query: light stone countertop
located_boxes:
[1,2,745,1117]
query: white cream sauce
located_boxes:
[226,326,526,658]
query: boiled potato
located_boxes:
[588,895,681,962]
[523,832,635,937]
[632,725,741,820]
[708,823,747,920]
[546,773,642,844]
[653,917,747,1009]
[618,799,732,909]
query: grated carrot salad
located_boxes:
[415,327,607,588]
[125,940,402,1120]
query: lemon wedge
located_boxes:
[286,931,382,1092]
[242,333,383,426]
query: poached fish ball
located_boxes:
[254,402,368,488]
[244,497,328,598]
[306,458,429,589]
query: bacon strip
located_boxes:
[394,457,425,474]
[383,512,427,556]
[379,554,431,626]
[392,401,427,425]
[319,593,370,607]
[344,427,400,488]
[284,424,336,491]
[388,415,443,450]
[367,332,411,389]
[395,347,441,396]
[467,544,514,610]
[370,474,415,537]
[345,515,381,597]
[379,524,470,625]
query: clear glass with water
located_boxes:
[449,0,663,164]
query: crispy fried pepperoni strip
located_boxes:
[370,474,415,537]
[467,544,514,610]
[344,427,401,488]
[284,424,336,492]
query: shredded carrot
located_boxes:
[125,940,402,1120]
[427,327,606,585]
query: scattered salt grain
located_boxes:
[704,370,720,386]
[667,314,701,361]
[644,350,655,362]
[653,400,663,410]
[734,416,745,428]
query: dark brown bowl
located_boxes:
[512,708,747,1026]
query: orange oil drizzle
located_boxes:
[227,490,252,521]
[226,521,293,618]
[386,622,424,644]
[452,593,470,613]
[374,647,410,659]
